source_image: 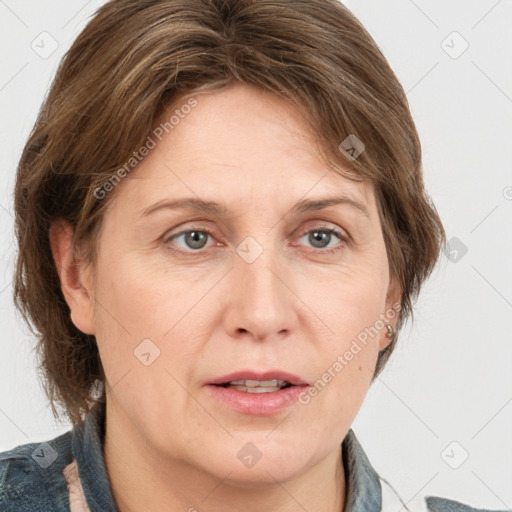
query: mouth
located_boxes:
[206,370,309,389]
[216,378,294,393]
[204,370,310,415]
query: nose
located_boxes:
[221,240,298,343]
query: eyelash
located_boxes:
[164,224,349,256]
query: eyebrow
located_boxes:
[139,195,370,219]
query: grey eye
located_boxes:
[308,230,332,248]
[172,230,210,250]
[298,228,343,251]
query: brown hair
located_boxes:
[13,0,445,424]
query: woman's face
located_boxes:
[69,83,399,485]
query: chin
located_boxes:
[196,441,317,488]
[213,462,305,489]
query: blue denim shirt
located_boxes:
[0,400,506,511]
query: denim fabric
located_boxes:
[342,428,381,511]
[0,400,507,511]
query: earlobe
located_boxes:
[379,276,402,351]
[49,219,96,335]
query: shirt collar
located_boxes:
[72,399,118,512]
[72,401,382,512]
[342,428,382,511]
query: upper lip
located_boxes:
[207,370,310,386]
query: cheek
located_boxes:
[296,258,388,422]
[89,258,173,385]
[90,259,197,441]
[95,256,186,339]
[304,256,389,347]
[91,255,209,399]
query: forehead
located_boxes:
[107,83,375,216]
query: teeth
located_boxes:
[222,379,292,393]
[228,379,288,387]
[230,385,283,393]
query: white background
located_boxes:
[1,0,511,509]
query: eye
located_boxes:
[164,224,349,256]
[295,225,348,254]
[165,228,215,253]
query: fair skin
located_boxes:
[50,83,400,512]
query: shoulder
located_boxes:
[424,495,510,512]
[381,477,507,512]
[0,431,73,511]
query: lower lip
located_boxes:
[204,384,308,416]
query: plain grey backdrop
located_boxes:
[1,0,511,508]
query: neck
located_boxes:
[103,401,346,512]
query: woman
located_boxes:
[0,1,504,511]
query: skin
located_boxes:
[50,82,400,512]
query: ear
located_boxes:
[379,275,402,351]
[49,219,96,335]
